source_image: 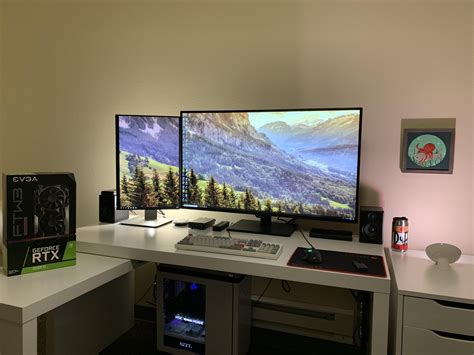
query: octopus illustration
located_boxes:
[415,143,436,163]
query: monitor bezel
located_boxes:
[179,107,363,223]
[115,114,181,211]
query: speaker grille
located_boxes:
[359,206,383,244]
[362,223,379,238]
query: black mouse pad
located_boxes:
[287,247,387,278]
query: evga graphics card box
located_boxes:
[2,173,76,276]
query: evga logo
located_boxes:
[13,176,38,183]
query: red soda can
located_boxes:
[392,217,409,252]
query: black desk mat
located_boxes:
[287,247,387,278]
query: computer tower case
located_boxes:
[156,265,251,355]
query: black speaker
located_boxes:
[359,206,383,244]
[99,190,129,223]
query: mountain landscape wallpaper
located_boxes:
[117,115,180,209]
[181,110,361,220]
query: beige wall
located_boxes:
[1,0,472,253]
[0,0,4,202]
[471,3,474,245]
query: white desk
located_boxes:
[0,253,134,355]
[77,211,391,354]
[387,249,474,355]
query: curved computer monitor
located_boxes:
[116,114,180,227]
[180,108,362,236]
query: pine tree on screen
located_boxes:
[205,176,220,207]
[164,168,179,206]
[222,183,230,208]
[264,199,272,212]
[187,169,200,205]
[130,166,148,208]
[228,187,237,208]
[121,175,129,195]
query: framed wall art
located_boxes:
[400,128,455,174]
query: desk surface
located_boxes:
[388,249,473,304]
[77,211,390,294]
[0,253,133,324]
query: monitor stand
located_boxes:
[120,210,173,228]
[227,215,296,237]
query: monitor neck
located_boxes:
[144,210,158,221]
[258,214,272,228]
[227,215,296,237]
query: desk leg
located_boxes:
[0,318,37,355]
[370,292,389,355]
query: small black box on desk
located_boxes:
[99,190,129,223]
[188,218,215,230]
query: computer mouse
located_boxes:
[302,248,322,264]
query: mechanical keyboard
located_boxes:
[175,235,283,260]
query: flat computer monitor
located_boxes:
[181,108,362,237]
[116,114,180,228]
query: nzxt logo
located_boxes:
[12,176,38,183]
[179,342,192,349]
